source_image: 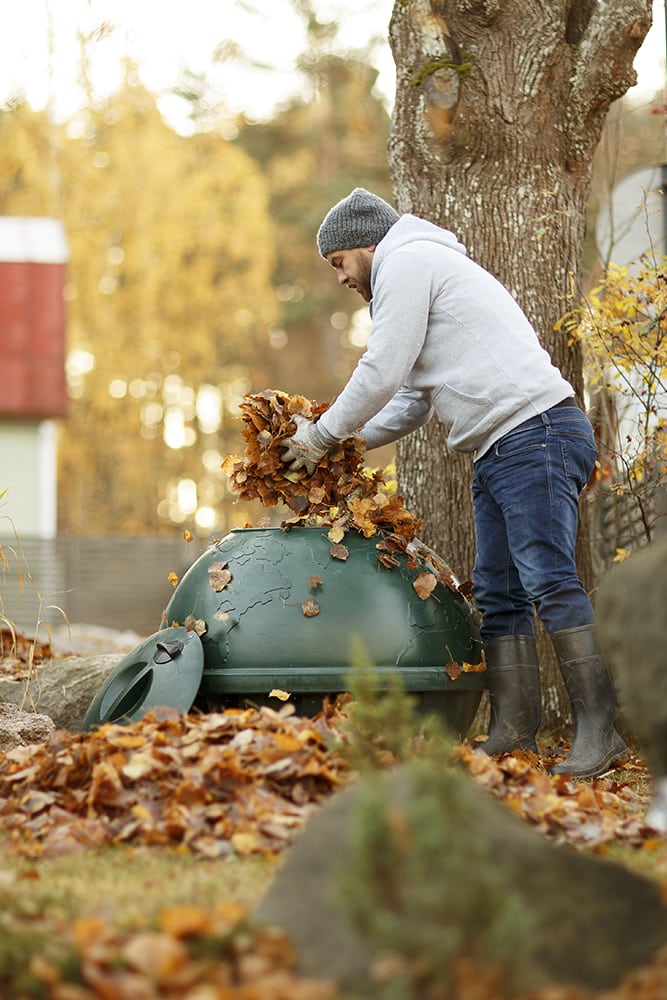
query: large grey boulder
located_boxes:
[255,762,667,997]
[0,654,122,731]
[598,534,667,828]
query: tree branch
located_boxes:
[568,0,652,154]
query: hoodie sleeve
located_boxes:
[317,249,435,443]
[359,386,434,450]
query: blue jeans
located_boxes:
[472,404,597,641]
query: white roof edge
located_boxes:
[0,216,69,263]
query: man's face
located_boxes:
[325,246,375,303]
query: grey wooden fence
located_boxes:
[0,534,199,636]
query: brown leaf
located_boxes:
[413,572,438,600]
[301,599,320,618]
[208,562,232,592]
[445,660,462,681]
[184,614,207,637]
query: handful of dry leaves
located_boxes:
[222,389,465,593]
[222,389,419,542]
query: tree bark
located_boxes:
[388,0,651,729]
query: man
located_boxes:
[281,187,628,779]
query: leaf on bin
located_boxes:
[208,562,232,593]
[301,598,320,618]
[184,614,207,637]
[462,659,486,673]
[413,572,438,600]
[308,576,323,588]
[445,660,462,681]
[330,543,349,561]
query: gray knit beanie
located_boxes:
[316,187,400,258]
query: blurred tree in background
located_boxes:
[58,71,277,536]
[2,74,277,537]
[234,52,391,403]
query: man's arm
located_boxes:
[317,252,435,442]
[360,386,434,450]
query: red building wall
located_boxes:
[0,217,69,419]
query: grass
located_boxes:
[0,839,278,989]
[0,843,277,927]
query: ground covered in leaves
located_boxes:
[0,698,665,999]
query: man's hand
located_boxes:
[281,415,330,474]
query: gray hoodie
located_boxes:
[316,214,573,459]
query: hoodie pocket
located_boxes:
[433,383,501,449]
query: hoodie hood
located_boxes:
[371,214,466,287]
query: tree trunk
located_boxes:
[388,0,651,730]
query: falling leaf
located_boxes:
[168,572,179,588]
[269,689,291,701]
[182,530,194,543]
[301,598,320,618]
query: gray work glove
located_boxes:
[281,415,330,474]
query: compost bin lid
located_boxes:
[82,626,204,730]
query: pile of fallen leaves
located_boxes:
[0,626,57,679]
[0,696,657,861]
[458,744,654,852]
[0,703,348,860]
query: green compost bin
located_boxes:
[163,526,485,736]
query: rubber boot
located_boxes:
[480,635,541,755]
[550,625,629,779]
